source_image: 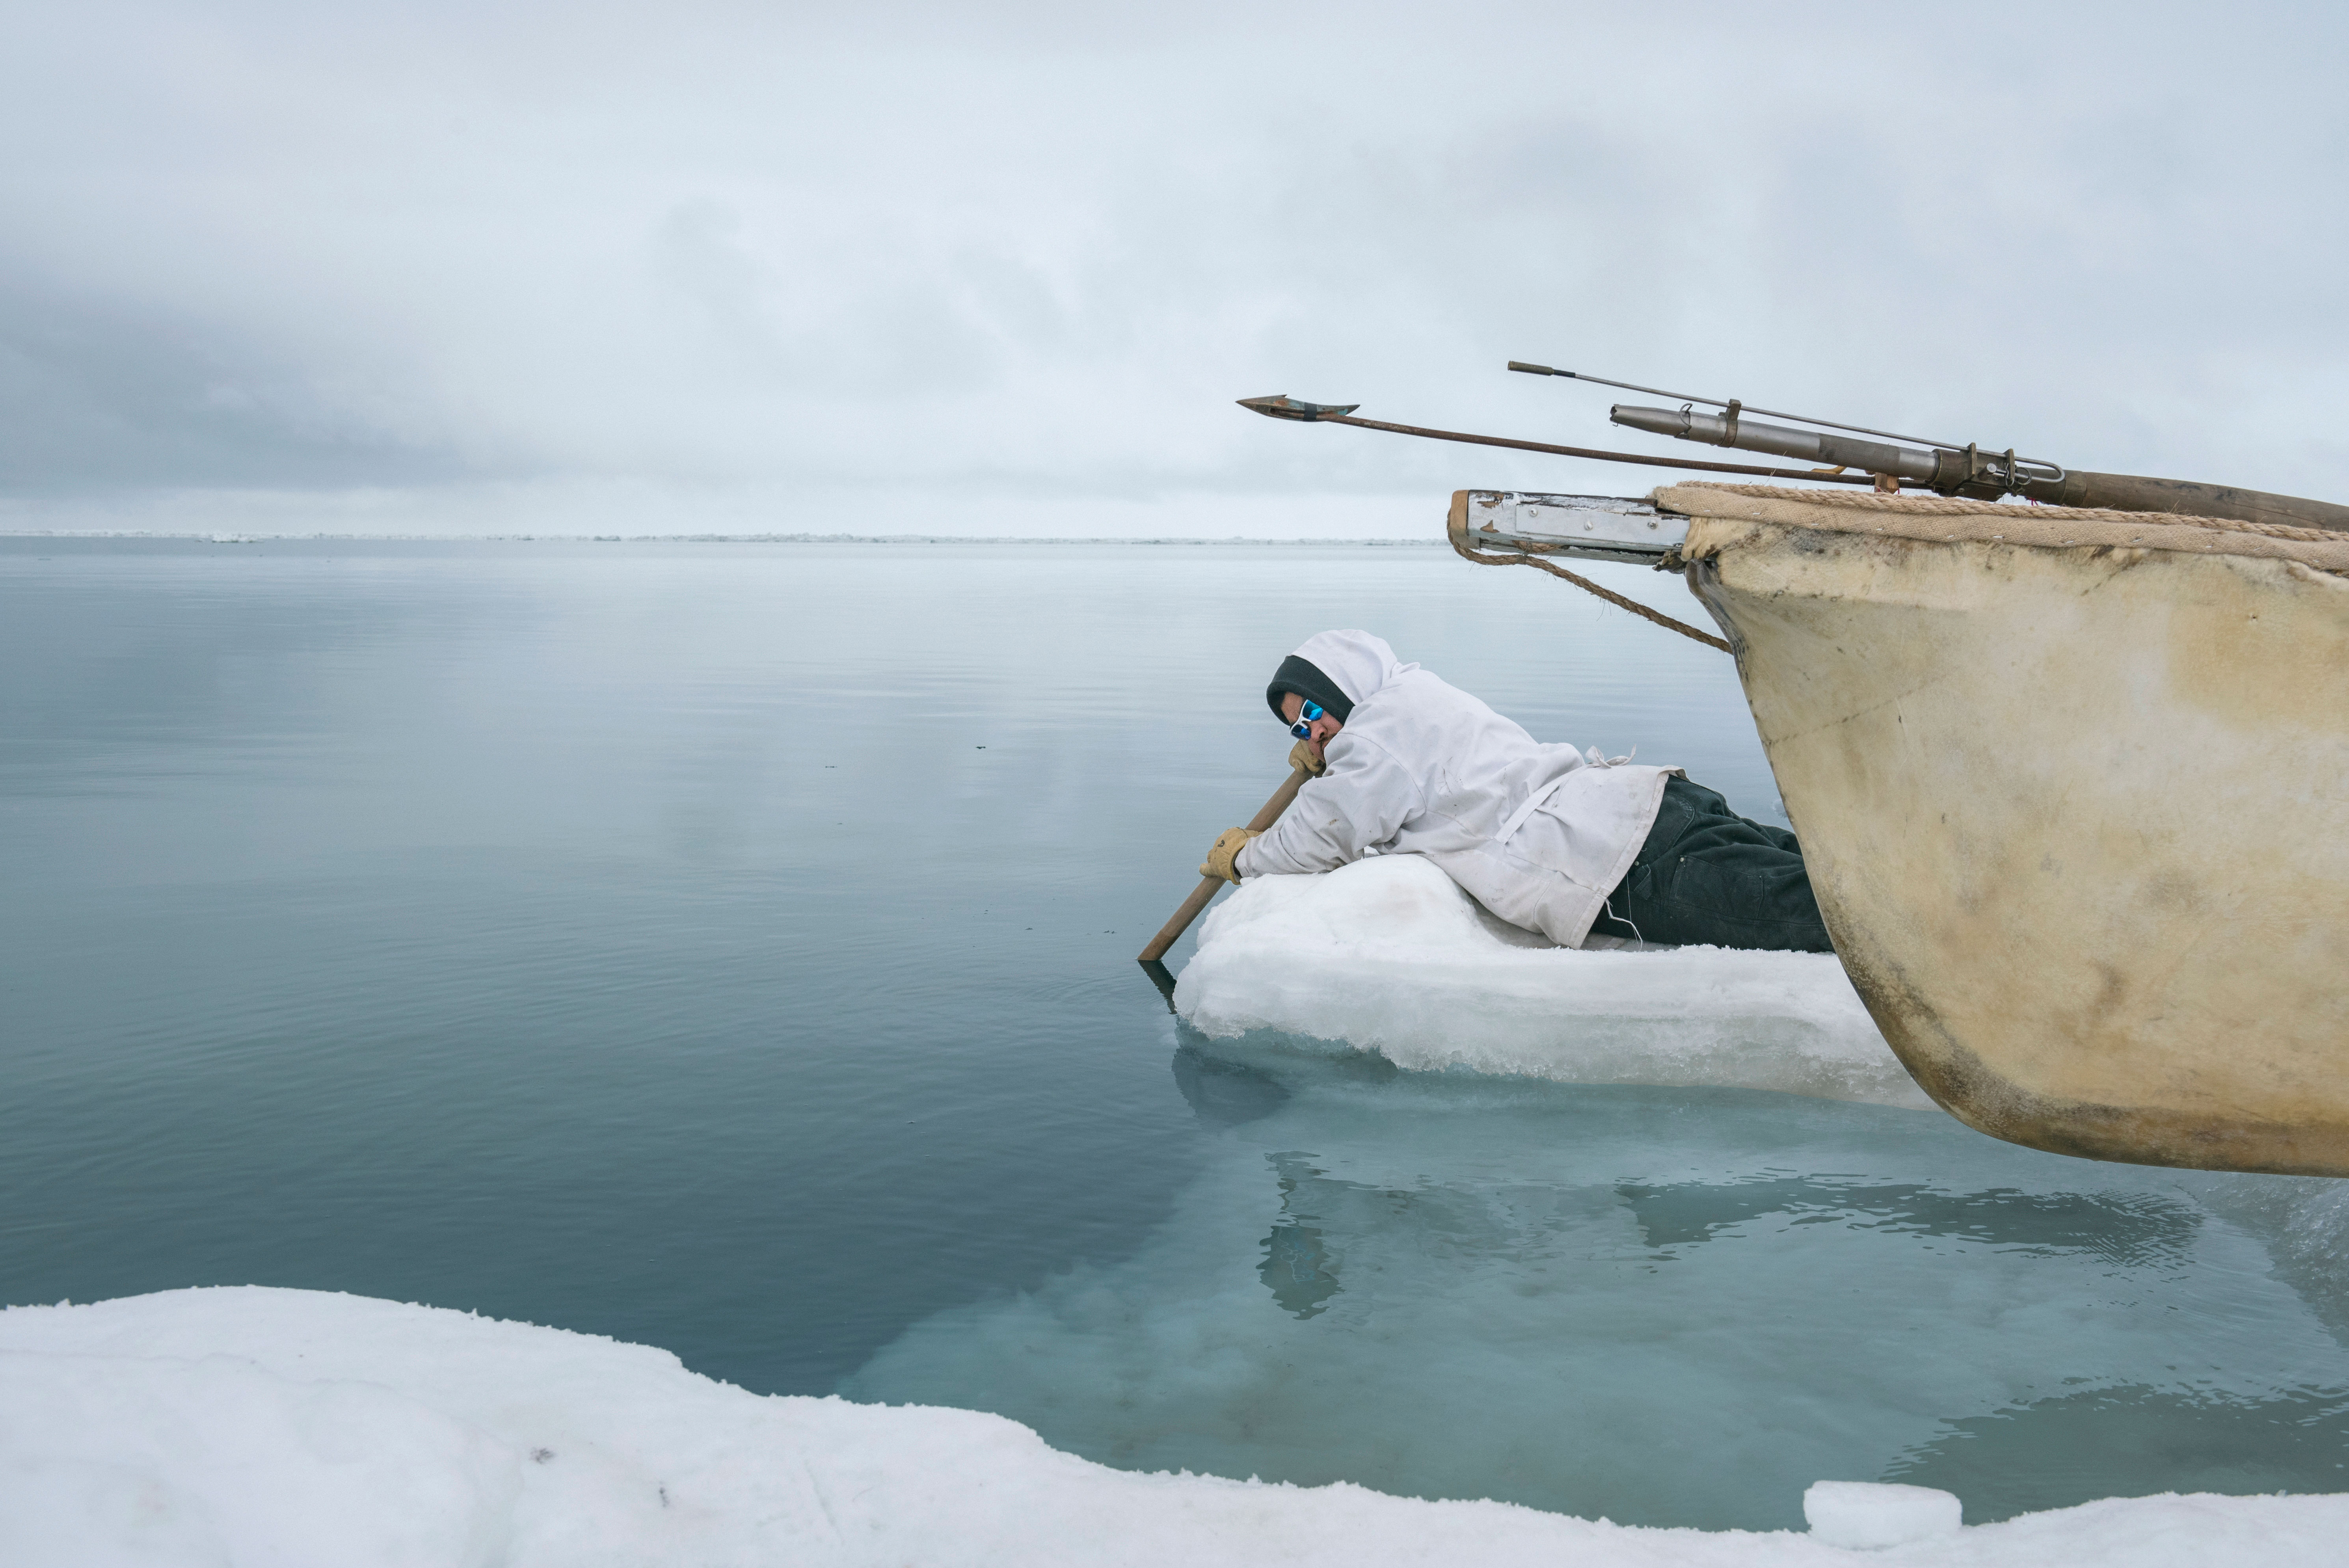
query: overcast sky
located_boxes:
[3,0,2344,536]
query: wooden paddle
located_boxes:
[1136,764,1312,964]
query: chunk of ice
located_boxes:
[1177,856,1927,1107]
[1804,1481,1964,1548]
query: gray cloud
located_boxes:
[0,272,478,494]
[3,0,2344,533]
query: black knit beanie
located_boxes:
[1264,655,1354,726]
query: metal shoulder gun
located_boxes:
[1511,361,2349,535]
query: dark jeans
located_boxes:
[1587,776,1834,953]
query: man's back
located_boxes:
[1239,632,1675,946]
[1217,630,1833,954]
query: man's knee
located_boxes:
[1617,856,1833,953]
[1660,775,1732,820]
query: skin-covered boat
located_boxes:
[1450,482,2349,1176]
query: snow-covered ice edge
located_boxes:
[1,1287,2339,1566]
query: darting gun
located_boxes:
[1240,365,2349,535]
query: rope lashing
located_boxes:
[1447,529,1732,653]
[1698,483,2342,543]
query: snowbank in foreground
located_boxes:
[1,1288,2339,1567]
[1176,856,1926,1108]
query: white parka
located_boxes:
[1235,631,1679,948]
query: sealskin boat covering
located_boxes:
[1662,482,2349,1176]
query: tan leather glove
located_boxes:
[1288,738,1326,777]
[1200,827,1262,884]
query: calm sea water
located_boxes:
[3,536,2343,1529]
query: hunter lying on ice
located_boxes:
[1200,629,1833,952]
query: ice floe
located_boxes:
[1175,855,1927,1107]
[2,1286,2342,1566]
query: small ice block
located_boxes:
[1804,1480,1963,1548]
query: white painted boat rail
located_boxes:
[1454,489,1688,564]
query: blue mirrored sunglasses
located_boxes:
[1286,700,1325,740]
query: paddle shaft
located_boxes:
[1136,764,1311,963]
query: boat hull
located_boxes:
[1666,484,2349,1175]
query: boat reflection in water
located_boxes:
[843,1032,2349,1529]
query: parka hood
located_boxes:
[1264,631,1417,727]
[1294,630,1416,708]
